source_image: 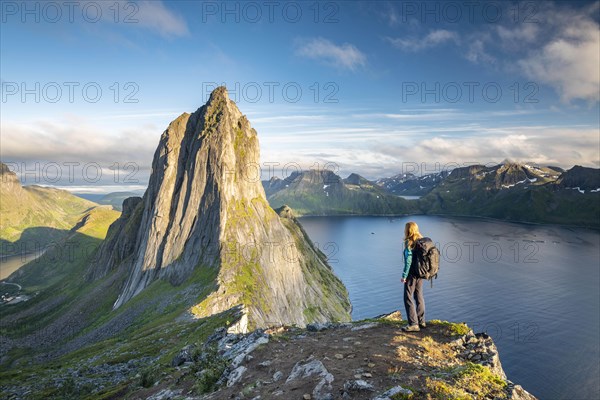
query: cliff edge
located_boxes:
[130,313,537,400]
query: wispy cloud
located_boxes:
[295,37,367,71]
[386,30,459,52]
[462,2,599,102]
[70,1,189,38]
[91,111,182,121]
[262,125,600,180]
[465,35,496,64]
[370,127,600,172]
[496,24,539,49]
[135,0,189,37]
[255,103,598,177]
[37,184,147,194]
[518,17,599,103]
[251,115,328,124]
[0,119,159,179]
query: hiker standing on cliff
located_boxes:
[401,221,426,332]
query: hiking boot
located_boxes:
[419,322,427,329]
[402,324,420,332]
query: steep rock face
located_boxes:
[85,196,143,281]
[99,87,350,329]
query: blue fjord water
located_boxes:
[300,215,600,400]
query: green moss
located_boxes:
[303,306,319,320]
[426,362,507,399]
[217,198,275,328]
[429,320,470,336]
[234,126,247,160]
[391,392,415,400]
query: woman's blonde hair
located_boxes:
[404,221,423,249]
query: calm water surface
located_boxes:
[0,251,45,280]
[300,215,600,400]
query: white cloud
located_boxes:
[371,127,600,172]
[135,0,189,37]
[462,2,600,103]
[262,125,600,179]
[295,38,367,71]
[37,184,147,194]
[518,18,599,103]
[72,1,189,38]
[387,30,459,52]
[0,118,161,186]
[381,2,399,26]
[254,104,599,177]
[465,35,496,64]
[496,24,539,48]
[251,115,327,124]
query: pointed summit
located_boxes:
[95,87,350,330]
[208,85,229,101]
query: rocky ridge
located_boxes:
[131,312,537,400]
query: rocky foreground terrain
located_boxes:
[123,313,537,400]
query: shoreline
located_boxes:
[297,212,600,231]
[0,248,48,280]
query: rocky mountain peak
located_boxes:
[92,87,350,330]
[556,165,600,190]
[344,173,365,185]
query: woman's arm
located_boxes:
[402,242,412,280]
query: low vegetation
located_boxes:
[426,362,507,399]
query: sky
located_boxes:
[1,0,599,192]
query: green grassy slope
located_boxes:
[0,204,234,399]
[0,183,99,255]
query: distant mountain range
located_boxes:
[375,170,450,196]
[264,169,419,215]
[419,162,599,227]
[263,162,600,227]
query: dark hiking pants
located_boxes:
[404,275,425,326]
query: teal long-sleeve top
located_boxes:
[402,240,412,279]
